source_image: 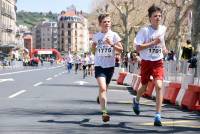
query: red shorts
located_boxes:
[140,59,164,85]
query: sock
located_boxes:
[102,109,108,113]
[155,113,161,121]
[134,97,139,103]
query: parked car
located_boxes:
[0,52,9,66]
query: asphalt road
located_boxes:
[0,64,199,134]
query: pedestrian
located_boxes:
[133,4,168,126]
[81,53,89,79]
[181,39,194,60]
[73,53,81,74]
[65,52,73,73]
[92,13,123,122]
[87,52,95,76]
[166,50,176,61]
[188,53,197,76]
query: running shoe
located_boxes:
[154,114,162,126]
[96,96,100,104]
[102,110,110,122]
[133,97,140,115]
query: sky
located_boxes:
[16,0,94,13]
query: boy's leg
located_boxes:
[154,79,163,113]
[153,79,163,126]
[133,84,147,115]
[96,77,110,122]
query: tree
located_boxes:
[109,0,135,52]
[189,0,200,78]
[192,0,200,52]
[161,0,193,59]
[89,0,192,54]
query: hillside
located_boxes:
[16,11,58,29]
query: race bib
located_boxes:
[96,46,114,57]
[148,47,162,58]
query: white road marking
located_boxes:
[8,90,26,98]
[0,78,14,83]
[109,89,127,92]
[0,65,64,76]
[33,82,43,87]
[46,77,52,81]
[74,81,88,85]
[54,74,58,77]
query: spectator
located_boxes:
[181,39,194,60]
[167,50,176,61]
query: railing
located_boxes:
[128,59,200,85]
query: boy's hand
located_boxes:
[104,38,112,46]
[152,38,161,45]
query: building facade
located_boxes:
[32,21,58,49]
[0,0,17,53]
[57,9,89,53]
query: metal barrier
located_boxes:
[129,59,200,85]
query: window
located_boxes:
[68,38,71,44]
[75,30,77,36]
[68,31,71,36]
[61,23,64,28]
[61,30,64,36]
[68,23,71,28]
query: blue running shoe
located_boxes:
[133,97,140,115]
[154,114,162,126]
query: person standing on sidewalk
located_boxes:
[132,4,168,126]
[92,13,123,122]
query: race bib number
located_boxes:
[96,46,114,57]
[148,47,162,57]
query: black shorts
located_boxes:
[95,66,114,85]
[83,65,87,70]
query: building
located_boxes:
[0,0,17,54]
[32,21,58,49]
[23,34,32,54]
[57,8,89,53]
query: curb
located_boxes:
[108,84,132,90]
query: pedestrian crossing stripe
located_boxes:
[141,120,200,128]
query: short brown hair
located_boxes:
[148,4,162,18]
[98,13,110,23]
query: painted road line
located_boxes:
[141,120,199,127]
[54,74,58,77]
[46,77,52,81]
[33,82,43,87]
[0,78,14,83]
[74,81,88,85]
[109,89,128,92]
[0,65,64,76]
[8,90,26,98]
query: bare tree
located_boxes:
[192,0,200,52]
[109,0,135,52]
[89,0,192,54]
[161,0,193,59]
